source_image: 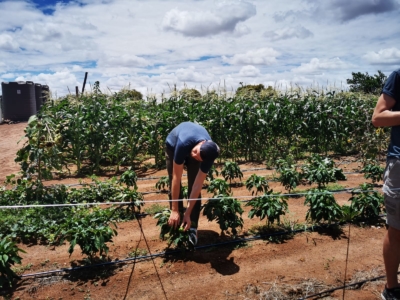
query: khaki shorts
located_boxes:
[383,158,400,230]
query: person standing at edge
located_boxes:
[165,121,220,245]
[372,68,400,300]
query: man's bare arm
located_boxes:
[372,93,400,127]
[168,161,184,228]
[181,170,207,231]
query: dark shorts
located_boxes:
[383,158,400,230]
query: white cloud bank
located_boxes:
[263,26,313,41]
[161,1,256,37]
[292,57,349,75]
[363,48,400,65]
[0,0,399,97]
[223,48,280,65]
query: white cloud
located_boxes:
[161,1,256,37]
[239,65,260,77]
[263,25,313,41]
[15,70,80,97]
[223,48,280,65]
[0,34,19,51]
[0,0,399,97]
[292,57,348,75]
[98,54,150,68]
[363,48,400,65]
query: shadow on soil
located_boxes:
[314,225,346,240]
[163,230,240,276]
[1,261,120,299]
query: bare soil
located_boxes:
[0,122,391,300]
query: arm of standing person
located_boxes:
[168,161,184,229]
[372,93,400,127]
[181,170,207,231]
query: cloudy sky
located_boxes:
[0,0,400,97]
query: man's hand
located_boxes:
[168,210,180,229]
[181,213,191,231]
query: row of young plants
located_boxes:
[14,83,387,181]
[0,169,144,289]
[154,156,384,250]
[0,155,384,288]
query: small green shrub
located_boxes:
[154,209,194,250]
[246,190,288,227]
[245,174,269,195]
[155,176,170,191]
[207,179,231,196]
[276,159,302,191]
[349,183,384,220]
[0,238,26,289]
[58,207,118,260]
[221,161,243,184]
[202,195,244,236]
[301,154,346,188]
[304,188,342,224]
[362,162,384,184]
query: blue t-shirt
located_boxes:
[383,69,400,158]
[166,122,214,173]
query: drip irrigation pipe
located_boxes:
[297,273,390,300]
[18,222,390,300]
[20,221,372,279]
[20,227,308,279]
[0,187,383,209]
[52,170,365,189]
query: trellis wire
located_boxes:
[0,187,382,209]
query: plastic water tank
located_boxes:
[0,95,3,123]
[1,81,37,121]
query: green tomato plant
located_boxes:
[276,159,302,191]
[221,161,243,185]
[361,161,384,184]
[58,207,118,260]
[155,176,170,191]
[154,209,194,250]
[245,174,269,195]
[0,237,26,289]
[301,154,346,188]
[349,183,384,221]
[202,195,244,236]
[207,178,231,196]
[206,165,219,182]
[246,190,288,227]
[304,188,343,225]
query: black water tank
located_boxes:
[0,95,3,123]
[1,81,37,121]
[41,85,50,103]
[35,83,43,112]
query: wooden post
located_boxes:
[75,86,79,98]
[81,72,88,95]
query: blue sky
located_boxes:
[0,0,400,97]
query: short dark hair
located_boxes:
[200,141,220,161]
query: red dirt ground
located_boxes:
[0,122,393,300]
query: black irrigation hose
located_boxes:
[52,168,365,188]
[297,273,391,300]
[18,220,389,298]
[19,222,354,279]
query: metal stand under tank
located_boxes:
[1,81,37,121]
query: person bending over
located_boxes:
[165,121,220,245]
